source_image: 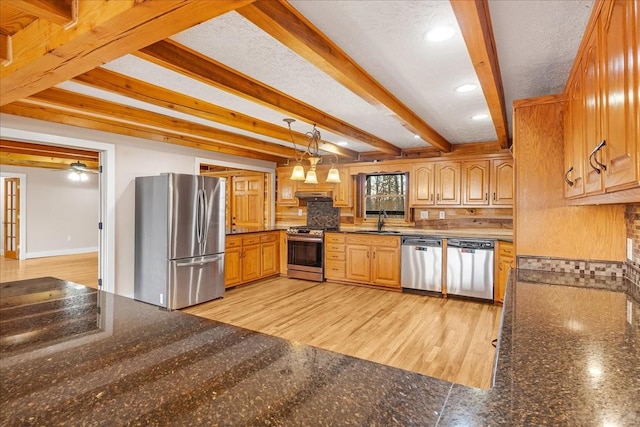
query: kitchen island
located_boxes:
[1,272,638,425]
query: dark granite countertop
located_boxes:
[1,273,637,425]
[226,226,285,235]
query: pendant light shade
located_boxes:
[304,169,318,184]
[326,166,341,183]
[290,164,306,181]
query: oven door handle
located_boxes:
[287,235,323,243]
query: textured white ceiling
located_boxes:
[57,0,595,155]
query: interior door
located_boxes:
[3,178,20,260]
[231,174,264,228]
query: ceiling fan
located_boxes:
[62,161,99,182]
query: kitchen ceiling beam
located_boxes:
[0,0,256,106]
[3,0,75,26]
[72,68,359,160]
[1,102,284,164]
[24,88,297,159]
[237,0,452,154]
[137,39,402,156]
[450,0,510,149]
[0,139,99,161]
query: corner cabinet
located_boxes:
[494,241,514,304]
[563,0,639,203]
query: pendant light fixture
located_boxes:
[284,118,341,184]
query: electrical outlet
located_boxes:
[298,208,303,216]
[439,211,445,219]
[420,211,429,219]
[627,300,633,325]
[627,238,633,260]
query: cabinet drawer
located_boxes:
[242,235,261,246]
[325,260,346,279]
[226,236,242,248]
[326,243,345,253]
[260,233,278,243]
[325,233,345,244]
[326,251,345,261]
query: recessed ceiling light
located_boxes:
[336,141,348,146]
[471,114,489,120]
[425,25,455,42]
[414,134,420,139]
[455,83,478,93]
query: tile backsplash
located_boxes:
[307,201,340,229]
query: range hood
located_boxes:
[295,191,333,204]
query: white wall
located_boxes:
[1,114,276,297]
[0,166,99,257]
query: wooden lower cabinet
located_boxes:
[494,241,514,304]
[225,232,280,288]
[324,233,346,280]
[340,234,401,288]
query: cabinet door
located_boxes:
[224,246,243,287]
[232,175,264,228]
[494,241,514,304]
[242,244,261,282]
[371,246,400,287]
[277,168,298,206]
[346,245,371,283]
[564,65,586,198]
[333,168,352,207]
[463,160,489,206]
[410,163,435,206]
[435,162,461,205]
[583,30,605,195]
[261,240,278,277]
[601,0,639,190]
[491,159,514,206]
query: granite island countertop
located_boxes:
[1,272,637,426]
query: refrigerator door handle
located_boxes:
[196,189,206,245]
[176,254,223,267]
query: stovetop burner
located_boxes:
[286,226,339,236]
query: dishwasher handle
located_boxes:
[401,237,442,247]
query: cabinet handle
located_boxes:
[588,140,607,174]
[430,193,433,201]
[493,192,497,201]
[564,167,574,187]
[485,192,488,201]
[437,193,440,201]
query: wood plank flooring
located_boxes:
[0,253,99,288]
[0,254,502,389]
[184,277,502,389]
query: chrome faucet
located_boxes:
[377,209,387,232]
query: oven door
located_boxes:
[287,234,324,281]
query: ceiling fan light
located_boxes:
[326,167,341,183]
[304,169,318,185]
[455,83,478,93]
[425,25,455,42]
[290,164,306,181]
[68,171,80,181]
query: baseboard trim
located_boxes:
[26,247,99,259]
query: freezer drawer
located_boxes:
[168,254,225,310]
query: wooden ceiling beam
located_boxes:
[0,34,11,65]
[3,0,75,26]
[0,152,99,171]
[0,139,99,161]
[0,0,256,105]
[1,102,284,164]
[136,39,401,156]
[450,0,510,149]
[237,0,452,153]
[25,88,298,159]
[72,68,359,160]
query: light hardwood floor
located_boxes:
[0,253,99,288]
[0,254,502,389]
[185,277,502,389]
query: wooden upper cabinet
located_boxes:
[435,162,461,205]
[601,0,639,191]
[583,27,605,195]
[463,160,490,205]
[564,61,586,198]
[276,167,297,206]
[410,163,435,206]
[333,168,352,207]
[491,158,514,206]
[232,175,264,228]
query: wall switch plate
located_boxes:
[627,300,633,325]
[420,211,429,219]
[439,211,445,219]
[627,238,633,260]
[298,208,303,216]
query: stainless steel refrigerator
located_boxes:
[134,173,225,310]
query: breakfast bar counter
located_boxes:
[1,272,638,426]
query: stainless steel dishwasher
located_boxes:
[401,236,443,293]
[446,239,494,300]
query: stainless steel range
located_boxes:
[286,227,329,282]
